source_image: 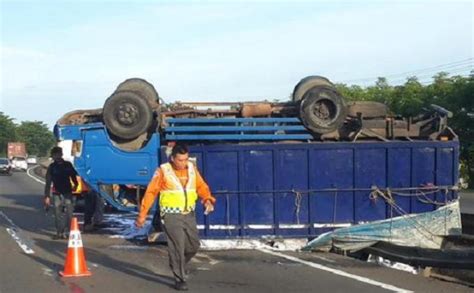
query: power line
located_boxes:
[396,72,473,85]
[384,59,473,77]
[387,65,473,84]
[341,58,473,83]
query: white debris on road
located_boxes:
[367,254,420,275]
[200,238,308,251]
[102,213,307,251]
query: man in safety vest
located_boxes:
[135,143,215,291]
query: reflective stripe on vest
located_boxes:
[159,162,198,213]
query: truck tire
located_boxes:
[293,76,334,102]
[116,78,160,108]
[346,101,388,118]
[103,91,153,140]
[299,86,347,134]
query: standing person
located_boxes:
[43,146,78,240]
[135,144,215,291]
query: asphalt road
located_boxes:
[460,191,474,214]
[0,171,472,293]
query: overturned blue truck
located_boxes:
[54,76,460,248]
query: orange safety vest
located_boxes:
[159,162,198,214]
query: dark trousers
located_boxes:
[162,212,200,283]
[84,191,96,226]
[53,193,75,235]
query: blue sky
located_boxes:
[1,0,472,128]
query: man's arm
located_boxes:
[43,165,52,208]
[44,165,52,197]
[195,169,216,205]
[135,168,163,227]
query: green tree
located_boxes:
[0,112,18,156]
[366,77,393,104]
[335,83,367,101]
[391,76,427,116]
[15,121,56,156]
[335,73,473,185]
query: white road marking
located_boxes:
[109,245,149,250]
[26,166,45,185]
[0,211,35,254]
[6,228,35,254]
[257,249,412,293]
[307,254,336,263]
[0,211,19,229]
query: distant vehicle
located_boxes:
[0,158,12,175]
[7,142,27,160]
[26,155,38,165]
[11,157,27,171]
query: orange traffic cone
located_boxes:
[59,217,92,277]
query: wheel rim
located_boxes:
[116,103,139,126]
[311,98,337,126]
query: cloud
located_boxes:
[1,1,472,127]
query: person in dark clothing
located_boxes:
[44,146,78,239]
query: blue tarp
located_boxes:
[303,200,462,252]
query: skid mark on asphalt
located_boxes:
[258,248,413,293]
[42,268,54,277]
[195,253,220,265]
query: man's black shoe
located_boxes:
[174,281,188,291]
[83,224,94,233]
[52,234,62,240]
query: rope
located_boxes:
[292,190,303,225]
[212,185,458,195]
[369,186,447,245]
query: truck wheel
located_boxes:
[103,91,153,140]
[116,78,160,108]
[293,76,334,102]
[299,86,347,134]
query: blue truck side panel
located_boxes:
[55,123,459,238]
[387,148,411,217]
[164,141,459,238]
